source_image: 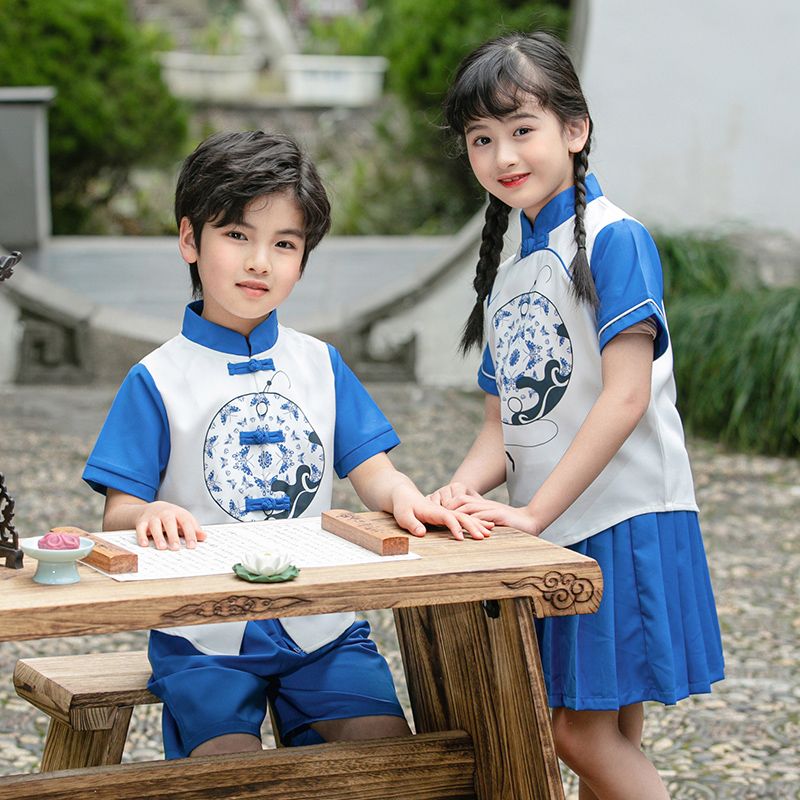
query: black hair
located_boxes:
[443,31,597,353]
[174,130,331,297]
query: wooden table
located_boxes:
[0,512,602,800]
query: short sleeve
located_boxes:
[82,364,171,500]
[327,345,400,478]
[591,219,669,359]
[477,344,500,395]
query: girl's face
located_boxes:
[465,98,589,223]
[179,191,306,337]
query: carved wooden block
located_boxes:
[50,526,138,574]
[321,509,409,555]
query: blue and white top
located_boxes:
[84,301,399,655]
[479,175,698,547]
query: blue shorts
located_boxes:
[147,618,405,758]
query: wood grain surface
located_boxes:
[1,513,602,643]
[395,598,565,800]
[321,509,409,555]
[0,732,476,800]
[50,526,139,575]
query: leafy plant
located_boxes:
[306,0,570,235]
[0,0,187,233]
[669,288,800,456]
[654,232,742,298]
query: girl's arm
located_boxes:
[428,393,507,504]
[449,332,654,534]
[347,453,492,541]
[103,488,206,550]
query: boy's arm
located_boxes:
[428,393,507,505]
[103,489,206,551]
[347,453,492,541]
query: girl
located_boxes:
[430,32,724,799]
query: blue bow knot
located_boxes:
[239,429,285,445]
[245,496,290,513]
[227,358,275,375]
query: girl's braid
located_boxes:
[460,193,510,353]
[569,136,599,307]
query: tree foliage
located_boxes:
[371,0,569,114]
[0,0,187,232]
[308,0,569,234]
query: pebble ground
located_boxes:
[0,383,797,799]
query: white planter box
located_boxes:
[281,54,388,107]
[159,51,264,102]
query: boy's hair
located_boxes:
[443,31,596,353]
[175,130,331,297]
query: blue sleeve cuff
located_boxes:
[477,344,500,395]
[598,302,668,359]
[82,464,158,502]
[334,427,401,478]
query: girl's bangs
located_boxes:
[448,51,549,133]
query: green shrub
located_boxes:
[669,288,800,456]
[308,0,570,235]
[654,232,742,298]
[0,0,187,233]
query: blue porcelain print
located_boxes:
[492,289,572,429]
[204,391,324,520]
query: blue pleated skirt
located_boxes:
[535,510,724,710]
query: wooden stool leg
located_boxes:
[394,597,564,800]
[40,706,134,771]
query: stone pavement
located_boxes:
[0,383,797,798]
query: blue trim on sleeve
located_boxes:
[598,305,667,358]
[327,344,400,478]
[82,465,159,502]
[591,219,669,359]
[335,429,401,479]
[477,344,500,395]
[82,364,170,500]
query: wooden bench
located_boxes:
[13,651,159,771]
[13,650,300,771]
[11,650,475,799]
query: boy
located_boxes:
[83,131,489,760]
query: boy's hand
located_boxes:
[132,501,207,550]
[427,481,482,508]
[391,486,492,541]
[447,496,542,537]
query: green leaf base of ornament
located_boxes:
[232,563,300,583]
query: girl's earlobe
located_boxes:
[567,117,591,154]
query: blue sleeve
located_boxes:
[327,344,400,477]
[477,344,500,395]
[591,219,669,359]
[82,364,170,500]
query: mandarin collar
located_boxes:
[519,173,602,258]
[180,301,279,356]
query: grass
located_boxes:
[668,286,800,456]
[649,232,798,455]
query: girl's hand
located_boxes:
[391,486,492,541]
[132,501,207,550]
[448,496,542,537]
[427,482,482,508]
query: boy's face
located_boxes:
[179,192,306,337]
